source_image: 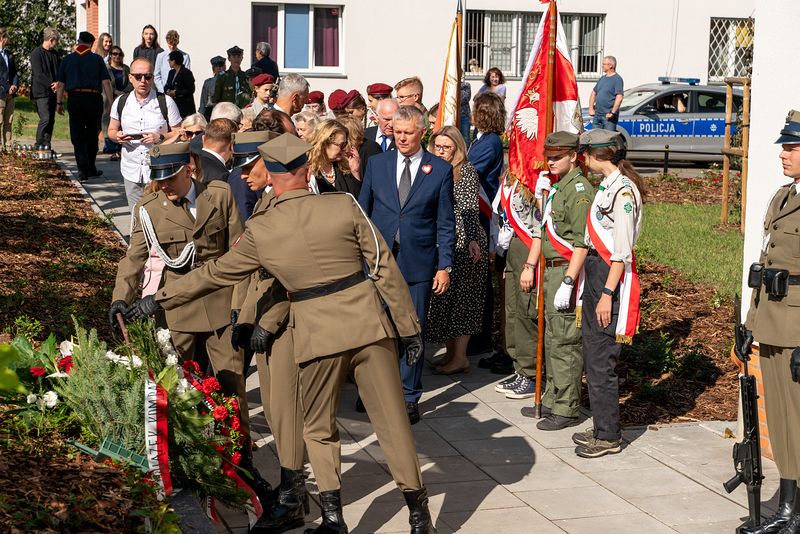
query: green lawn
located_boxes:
[636,202,744,296]
[12,97,71,142]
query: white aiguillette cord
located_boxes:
[345,193,380,280]
[138,205,196,269]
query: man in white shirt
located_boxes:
[108,57,182,213]
[154,30,191,93]
[365,98,398,152]
[272,73,309,118]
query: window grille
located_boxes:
[708,18,754,82]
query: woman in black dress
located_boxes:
[306,119,361,197]
[426,126,488,375]
[164,50,196,119]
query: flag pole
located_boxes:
[534,0,557,419]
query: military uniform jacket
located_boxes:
[746,183,800,347]
[543,168,594,260]
[213,68,252,109]
[156,190,420,364]
[113,180,245,332]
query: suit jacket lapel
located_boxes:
[162,192,195,231]
[386,151,401,210]
[402,150,431,210]
[193,181,216,236]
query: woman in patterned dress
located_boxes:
[426,126,489,375]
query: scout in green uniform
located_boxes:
[127,134,436,534]
[519,132,594,429]
[742,110,800,534]
[228,131,310,533]
[213,45,252,109]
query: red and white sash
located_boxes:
[145,375,173,498]
[499,180,533,249]
[542,185,584,313]
[585,193,641,344]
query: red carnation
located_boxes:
[215,444,225,453]
[182,360,201,375]
[231,417,241,431]
[231,451,242,466]
[229,398,240,412]
[30,366,47,378]
[222,464,235,477]
[212,405,229,421]
[201,377,221,394]
[57,356,74,373]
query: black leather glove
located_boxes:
[125,295,161,322]
[231,323,254,351]
[400,334,424,366]
[108,300,129,327]
[791,347,800,383]
[230,309,240,326]
[250,325,275,354]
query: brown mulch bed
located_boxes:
[0,156,125,339]
[644,168,740,206]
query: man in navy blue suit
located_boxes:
[359,105,455,424]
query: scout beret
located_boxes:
[232,130,280,169]
[775,110,800,145]
[367,83,393,96]
[210,55,226,66]
[307,90,324,104]
[258,133,311,173]
[227,45,244,56]
[341,90,362,108]
[251,73,274,86]
[148,143,190,181]
[328,89,348,111]
[579,129,624,150]
[78,31,95,44]
[544,131,579,153]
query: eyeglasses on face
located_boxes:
[330,141,348,149]
[184,130,203,138]
[131,73,154,81]
[396,93,419,102]
[110,52,122,57]
[433,144,455,152]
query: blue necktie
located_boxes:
[380,135,387,152]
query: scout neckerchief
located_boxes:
[585,172,641,345]
[542,180,585,322]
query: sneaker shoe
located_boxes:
[520,404,552,418]
[494,374,521,393]
[571,427,594,447]
[575,437,622,458]
[505,376,536,399]
[536,414,580,431]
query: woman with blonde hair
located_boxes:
[337,114,380,172]
[425,125,488,375]
[93,32,113,62]
[292,110,319,141]
[307,119,361,196]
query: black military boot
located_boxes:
[741,479,797,534]
[250,467,309,533]
[304,490,348,534]
[239,442,277,509]
[403,487,436,534]
[777,512,800,534]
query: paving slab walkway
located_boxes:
[33,139,772,533]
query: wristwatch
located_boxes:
[602,287,614,297]
[563,275,575,286]
[443,266,453,274]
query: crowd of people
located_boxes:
[21,23,650,534]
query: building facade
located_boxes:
[75,0,755,110]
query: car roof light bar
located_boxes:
[658,76,701,85]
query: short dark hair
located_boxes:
[204,118,237,143]
[252,110,289,134]
[168,50,184,65]
[483,67,506,86]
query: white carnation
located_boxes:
[36,397,45,410]
[165,353,178,367]
[130,355,143,368]
[59,340,75,357]
[176,378,190,394]
[156,328,173,348]
[42,391,59,408]
[26,393,37,404]
[105,350,121,362]
[47,371,69,378]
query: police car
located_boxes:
[583,77,744,162]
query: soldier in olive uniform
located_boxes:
[128,134,436,534]
[519,132,594,430]
[213,46,252,109]
[228,131,310,533]
[742,111,800,534]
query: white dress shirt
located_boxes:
[375,126,392,147]
[183,182,197,219]
[201,147,227,166]
[395,147,424,188]
[110,90,183,183]
[154,49,191,92]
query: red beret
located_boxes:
[328,89,347,111]
[307,90,324,104]
[251,73,274,86]
[341,89,362,108]
[366,83,393,96]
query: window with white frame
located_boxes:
[464,11,605,79]
[252,4,343,73]
[707,17,754,83]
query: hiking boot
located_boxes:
[571,427,594,447]
[505,376,536,399]
[536,414,580,431]
[520,404,552,418]
[575,437,622,458]
[494,374,521,393]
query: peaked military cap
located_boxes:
[210,55,226,66]
[544,131,580,154]
[232,131,280,169]
[776,110,800,145]
[227,45,244,56]
[148,143,191,180]
[258,133,311,173]
[579,129,624,151]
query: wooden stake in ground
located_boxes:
[115,312,130,344]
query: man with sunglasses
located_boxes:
[55,31,113,181]
[108,57,182,213]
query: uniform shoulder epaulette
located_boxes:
[320,191,346,195]
[206,180,230,190]
[139,192,159,205]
